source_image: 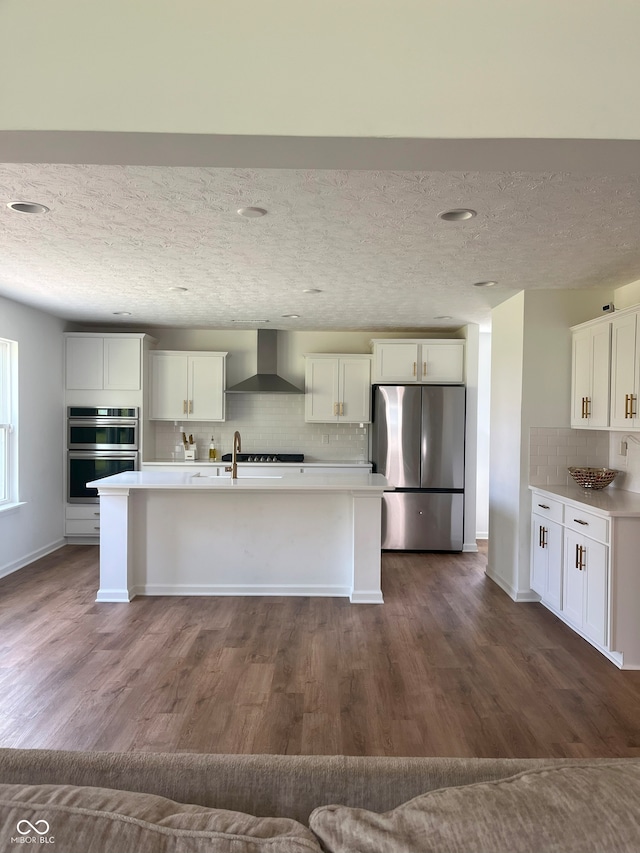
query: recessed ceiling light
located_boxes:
[438,209,477,221]
[113,311,132,316]
[169,286,189,292]
[7,201,50,214]
[303,288,323,294]
[281,314,300,319]
[237,207,268,218]
[473,280,497,288]
[434,315,453,320]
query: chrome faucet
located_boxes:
[225,430,242,479]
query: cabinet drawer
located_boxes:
[531,494,563,523]
[66,519,101,536]
[66,506,101,520]
[565,509,609,543]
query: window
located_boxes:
[0,338,17,507]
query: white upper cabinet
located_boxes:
[371,339,464,384]
[65,334,142,391]
[149,351,227,421]
[304,355,372,423]
[610,312,640,429]
[570,305,640,431]
[570,322,611,428]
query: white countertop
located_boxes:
[529,484,640,517]
[88,470,390,493]
[142,460,371,467]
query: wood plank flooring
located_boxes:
[0,543,639,757]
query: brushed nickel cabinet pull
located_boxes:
[334,402,339,416]
[581,397,586,419]
[625,393,633,419]
[539,525,543,548]
[537,503,550,509]
[189,400,193,414]
[413,361,417,377]
[339,402,344,416]
[575,543,580,569]
[423,362,427,377]
[183,399,188,414]
[585,397,591,417]
[631,395,637,418]
[573,518,588,526]
[542,527,547,548]
[578,545,586,571]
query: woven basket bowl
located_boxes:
[568,467,618,490]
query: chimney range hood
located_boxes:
[226,329,303,394]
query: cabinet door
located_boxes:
[339,358,371,422]
[531,515,562,610]
[305,358,339,422]
[421,343,464,383]
[610,313,638,428]
[571,328,593,427]
[375,343,420,382]
[544,520,563,611]
[531,516,548,597]
[589,323,611,428]
[189,355,225,421]
[582,537,608,647]
[104,337,141,390]
[66,336,104,390]
[562,530,585,629]
[149,354,188,419]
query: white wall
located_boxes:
[2,1,640,141]
[476,332,491,539]
[488,288,613,599]
[0,297,66,577]
[488,292,525,597]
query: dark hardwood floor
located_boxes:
[0,543,639,757]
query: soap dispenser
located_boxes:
[209,436,217,462]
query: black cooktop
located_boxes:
[220,453,304,463]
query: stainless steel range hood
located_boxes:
[226,329,303,394]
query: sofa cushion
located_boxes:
[309,761,640,853]
[0,782,323,853]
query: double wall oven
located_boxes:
[67,407,139,503]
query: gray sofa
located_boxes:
[0,749,638,852]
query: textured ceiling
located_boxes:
[1,164,640,331]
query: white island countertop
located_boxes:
[89,470,391,492]
[92,470,389,605]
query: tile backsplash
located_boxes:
[608,431,640,494]
[529,427,610,487]
[150,394,369,462]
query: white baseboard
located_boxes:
[476,531,488,540]
[133,583,354,599]
[485,566,542,602]
[462,542,478,553]
[0,538,65,580]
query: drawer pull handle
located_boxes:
[537,504,550,509]
[94,526,100,530]
[93,512,100,516]
[573,518,589,526]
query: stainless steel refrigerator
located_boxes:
[371,385,465,550]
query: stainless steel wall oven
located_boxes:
[67,407,139,503]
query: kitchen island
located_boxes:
[88,470,390,604]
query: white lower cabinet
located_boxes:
[561,529,608,647]
[66,505,101,537]
[529,487,640,669]
[530,514,563,612]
